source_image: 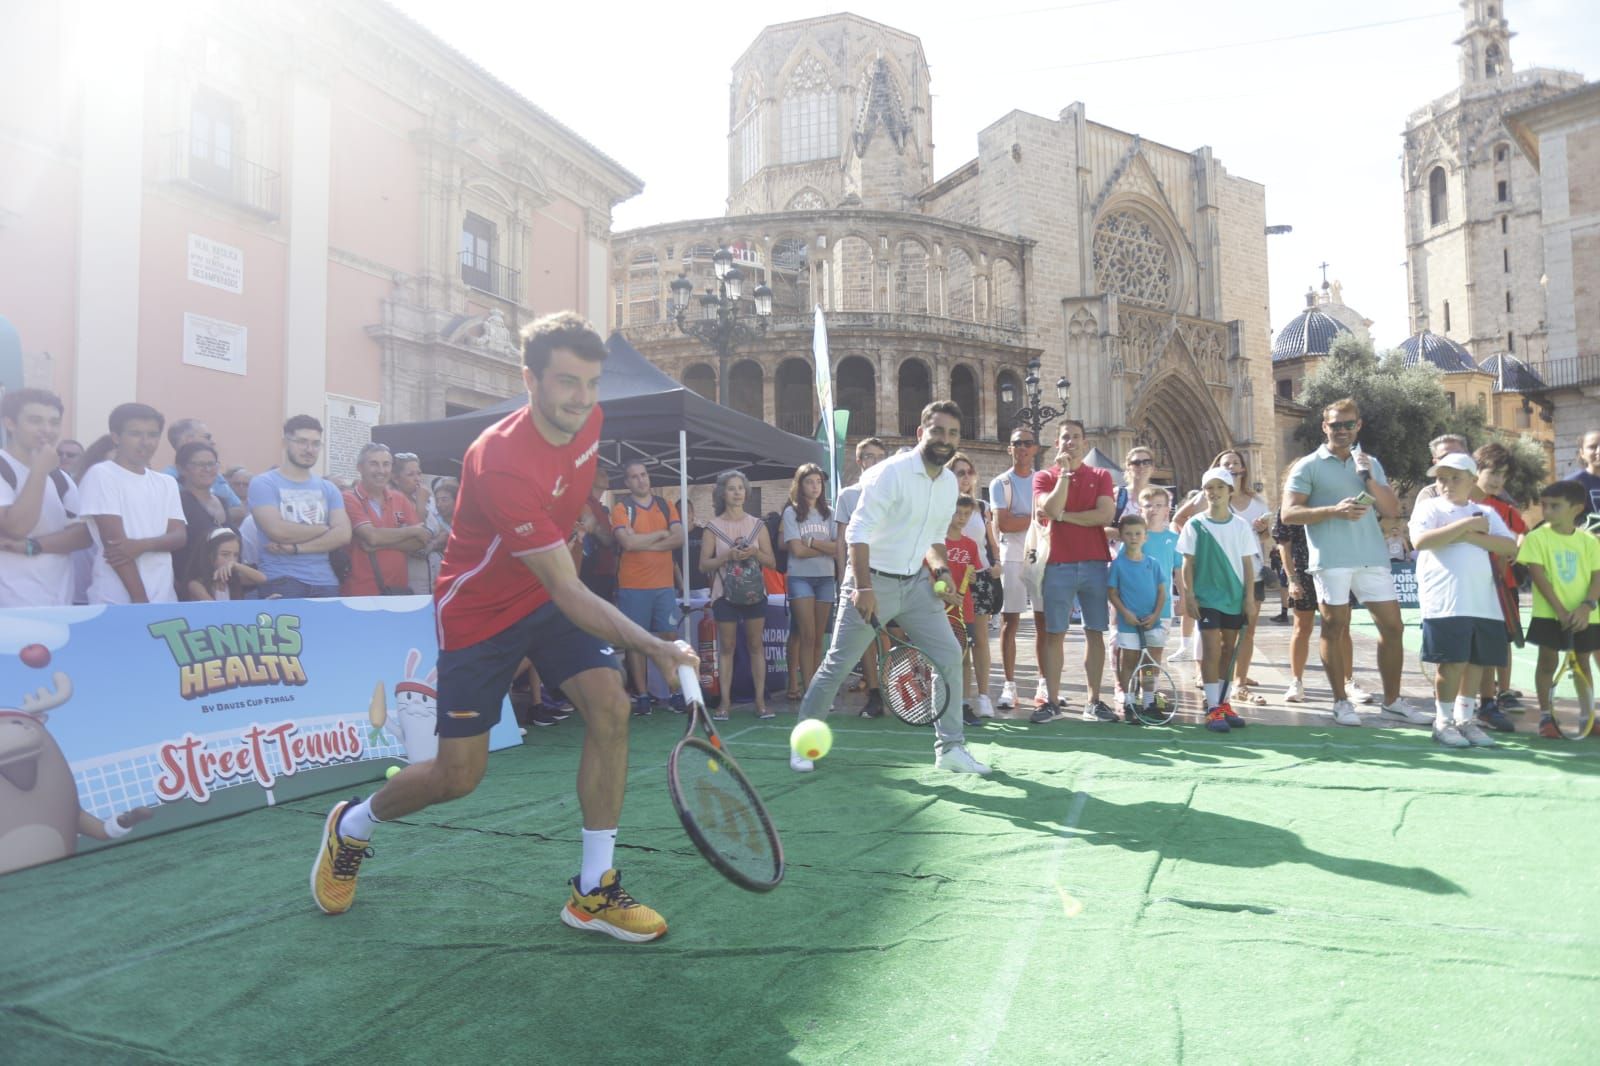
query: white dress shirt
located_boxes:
[845,448,958,576]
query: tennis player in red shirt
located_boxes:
[309,312,697,943]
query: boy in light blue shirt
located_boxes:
[1108,514,1168,724]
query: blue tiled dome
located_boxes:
[1479,352,1545,392]
[1399,330,1478,373]
[1272,307,1351,362]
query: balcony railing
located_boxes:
[460,251,522,303]
[777,410,814,437]
[1523,354,1600,393]
[162,132,281,218]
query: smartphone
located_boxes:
[1354,491,1376,506]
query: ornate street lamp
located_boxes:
[1000,356,1071,440]
[670,246,774,407]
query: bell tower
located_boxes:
[1456,0,1513,86]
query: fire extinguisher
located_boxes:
[697,610,720,701]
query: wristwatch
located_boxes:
[24,537,42,556]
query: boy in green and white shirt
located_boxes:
[1177,466,1258,733]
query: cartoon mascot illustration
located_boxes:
[0,671,154,876]
[366,649,438,764]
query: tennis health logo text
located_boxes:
[148,613,309,700]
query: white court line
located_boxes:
[965,771,1094,1065]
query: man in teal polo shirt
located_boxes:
[1282,397,1430,728]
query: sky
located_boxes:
[390,0,1595,349]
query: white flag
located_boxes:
[812,305,837,502]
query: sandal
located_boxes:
[757,707,775,720]
[1235,686,1267,705]
[784,688,803,700]
[712,709,731,721]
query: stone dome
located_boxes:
[1398,330,1478,373]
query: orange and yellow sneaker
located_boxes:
[560,868,667,943]
[310,799,373,915]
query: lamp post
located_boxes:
[1000,356,1071,441]
[670,247,774,407]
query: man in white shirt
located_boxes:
[834,436,888,716]
[0,388,91,605]
[989,428,1039,709]
[77,403,187,603]
[793,402,989,776]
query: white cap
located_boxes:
[1200,466,1235,489]
[1427,452,1478,477]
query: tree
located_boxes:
[1293,334,1489,500]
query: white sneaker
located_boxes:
[1347,681,1375,704]
[1380,699,1432,725]
[1284,679,1307,703]
[997,681,1017,710]
[976,694,995,718]
[1168,645,1196,663]
[1331,700,1361,726]
[1455,720,1497,747]
[935,745,992,775]
[1433,721,1470,748]
[789,753,814,773]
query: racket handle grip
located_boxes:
[676,663,702,705]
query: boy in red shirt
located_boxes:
[308,313,697,943]
[944,496,982,724]
[1470,442,1528,730]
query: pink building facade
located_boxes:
[0,0,640,477]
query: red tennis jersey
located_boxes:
[434,405,602,650]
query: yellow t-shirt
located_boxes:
[1516,524,1600,619]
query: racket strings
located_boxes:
[675,751,779,879]
[880,647,939,724]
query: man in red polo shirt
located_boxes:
[340,443,427,596]
[1030,419,1117,724]
[309,312,697,943]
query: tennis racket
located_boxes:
[942,567,975,649]
[667,664,784,891]
[1130,625,1178,725]
[1548,633,1595,740]
[870,618,953,727]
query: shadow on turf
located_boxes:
[887,770,1465,897]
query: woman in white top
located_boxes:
[1174,449,1272,702]
[698,470,776,720]
[948,451,1003,718]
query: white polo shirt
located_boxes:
[845,448,958,576]
[0,451,81,606]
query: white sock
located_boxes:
[338,796,381,840]
[1453,696,1476,725]
[1203,682,1222,707]
[1435,699,1452,725]
[580,827,617,893]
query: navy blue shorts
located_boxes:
[712,598,765,622]
[435,601,622,738]
[1420,616,1510,667]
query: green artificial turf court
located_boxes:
[2,713,1596,1064]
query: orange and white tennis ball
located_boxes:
[791,719,833,760]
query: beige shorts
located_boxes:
[1000,559,1036,614]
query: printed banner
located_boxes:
[0,597,521,878]
[1391,559,1420,610]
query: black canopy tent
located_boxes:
[371,331,823,487]
[372,331,824,607]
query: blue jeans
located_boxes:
[262,577,341,599]
[1042,561,1109,633]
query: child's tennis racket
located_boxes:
[870,618,953,727]
[1130,625,1177,726]
[942,568,975,649]
[668,664,784,891]
[1548,633,1595,740]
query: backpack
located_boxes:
[0,461,75,517]
[620,494,672,531]
[706,520,766,606]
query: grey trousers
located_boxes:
[798,568,967,753]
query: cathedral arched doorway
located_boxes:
[1131,373,1231,491]
[837,355,876,436]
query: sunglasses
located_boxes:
[394,452,419,462]
[1128,458,1153,466]
[1325,420,1359,431]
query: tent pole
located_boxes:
[679,429,690,641]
